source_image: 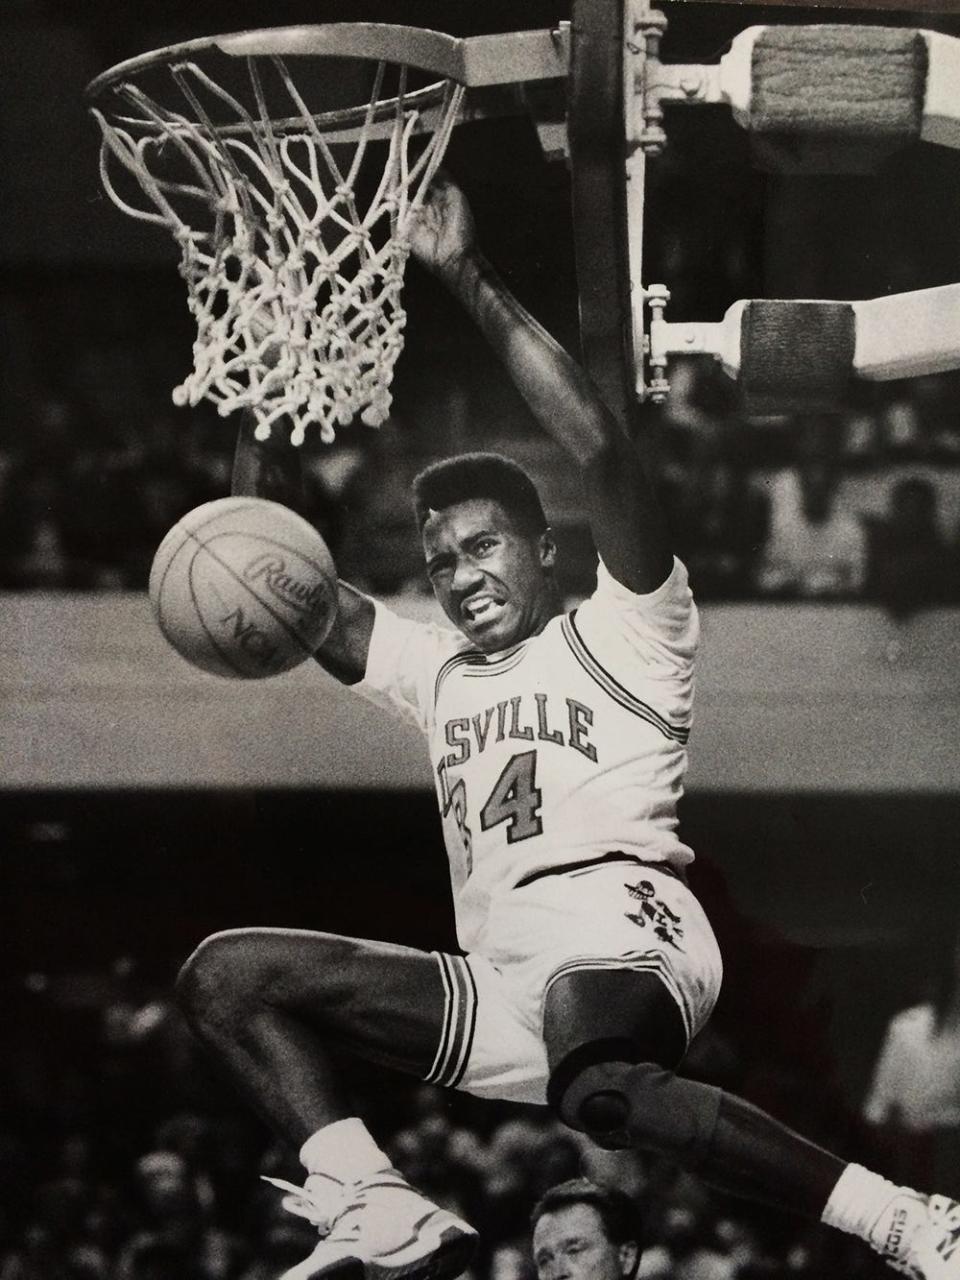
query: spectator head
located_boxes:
[57,1133,94,1180]
[530,1178,641,1280]
[793,414,844,524]
[492,1240,535,1280]
[134,1150,198,1220]
[889,477,939,535]
[155,1112,209,1165]
[797,459,839,525]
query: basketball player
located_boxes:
[176,175,960,1280]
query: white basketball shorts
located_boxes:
[423,858,723,1105]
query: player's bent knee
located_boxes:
[550,1058,635,1148]
[176,927,367,1034]
[551,1058,723,1161]
[578,1088,631,1140]
[176,928,278,1029]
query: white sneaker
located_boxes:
[264,1168,477,1280]
[898,1195,960,1280]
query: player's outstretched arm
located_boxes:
[408,174,673,595]
[232,413,374,684]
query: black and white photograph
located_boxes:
[3,2,960,1279]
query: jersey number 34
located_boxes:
[436,750,544,874]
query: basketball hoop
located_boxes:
[86,28,471,445]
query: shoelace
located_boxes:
[262,1172,354,1234]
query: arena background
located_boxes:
[2,3,960,1279]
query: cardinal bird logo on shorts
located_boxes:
[624,880,685,951]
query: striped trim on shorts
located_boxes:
[424,952,478,1089]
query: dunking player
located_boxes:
[176,175,960,1280]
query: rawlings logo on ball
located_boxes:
[243,553,328,618]
[149,497,338,679]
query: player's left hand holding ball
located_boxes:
[148,497,339,679]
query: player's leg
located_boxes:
[176,927,446,1142]
[176,928,477,1280]
[544,958,960,1280]
[544,967,845,1210]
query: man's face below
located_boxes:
[421,497,556,653]
[532,1204,636,1280]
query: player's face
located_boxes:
[532,1205,636,1280]
[422,498,557,653]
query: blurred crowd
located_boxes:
[2,358,960,616]
[1,956,896,1280]
[658,364,960,617]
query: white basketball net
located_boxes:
[90,57,464,445]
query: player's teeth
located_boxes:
[465,597,496,619]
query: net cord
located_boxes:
[90,55,465,444]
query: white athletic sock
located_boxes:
[299,1118,392,1183]
[822,1163,926,1264]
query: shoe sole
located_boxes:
[305,1217,477,1280]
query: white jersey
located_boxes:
[356,557,698,951]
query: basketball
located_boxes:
[148,497,339,679]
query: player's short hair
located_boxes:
[530,1177,641,1254]
[411,452,548,536]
